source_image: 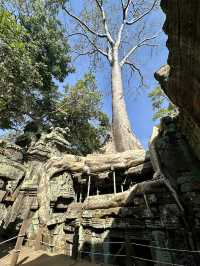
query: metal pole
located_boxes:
[87,168,91,198]
[79,183,82,203]
[111,166,116,194]
[79,191,82,202]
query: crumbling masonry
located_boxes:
[1,1,200,265]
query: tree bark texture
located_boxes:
[111,51,142,152]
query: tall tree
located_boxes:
[0,1,73,130]
[61,0,159,152]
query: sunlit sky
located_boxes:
[59,2,168,150]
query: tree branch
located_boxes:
[120,33,160,66]
[62,5,107,39]
[124,0,133,17]
[116,0,133,47]
[120,0,124,10]
[67,31,109,60]
[73,49,98,61]
[94,0,114,45]
[126,0,158,25]
[124,61,144,87]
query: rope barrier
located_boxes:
[79,250,185,266]
[80,250,126,257]
[0,236,192,266]
[79,239,200,254]
[130,255,185,266]
[130,241,200,254]
[0,236,18,246]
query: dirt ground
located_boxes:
[0,247,104,266]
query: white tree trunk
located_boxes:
[111,48,142,152]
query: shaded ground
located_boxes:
[0,247,104,266]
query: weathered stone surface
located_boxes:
[50,172,75,202]
[0,160,25,181]
[25,127,72,161]
[157,1,200,168]
[160,1,200,127]
[0,118,199,266]
[0,140,23,162]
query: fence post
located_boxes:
[78,225,83,260]
[111,166,116,194]
[87,168,91,198]
[10,196,33,266]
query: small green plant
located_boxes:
[149,86,178,121]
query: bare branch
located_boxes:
[124,0,133,17]
[120,33,160,66]
[126,0,158,25]
[120,0,124,10]
[62,5,107,39]
[73,49,97,61]
[67,31,109,60]
[94,0,114,45]
[116,0,133,46]
[124,61,144,87]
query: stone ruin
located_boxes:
[0,114,200,266]
[1,1,200,265]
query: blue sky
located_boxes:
[60,2,168,150]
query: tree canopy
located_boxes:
[50,74,110,155]
[0,1,109,154]
[0,1,73,129]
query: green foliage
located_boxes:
[148,86,178,121]
[0,1,73,129]
[0,1,109,154]
[51,74,110,155]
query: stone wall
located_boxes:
[177,112,200,162]
[160,0,200,126]
[0,121,200,265]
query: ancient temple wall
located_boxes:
[177,112,200,162]
[160,0,200,126]
[1,117,200,265]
